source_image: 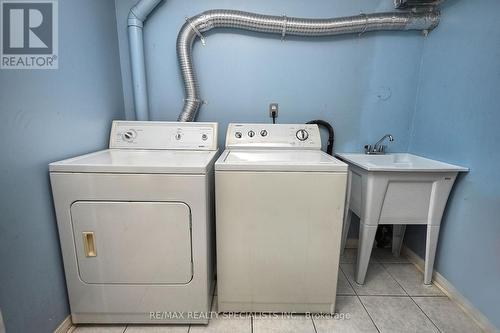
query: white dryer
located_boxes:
[215,123,348,313]
[50,121,218,324]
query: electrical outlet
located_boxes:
[269,103,279,118]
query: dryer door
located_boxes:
[71,201,193,284]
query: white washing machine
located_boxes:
[50,121,218,324]
[215,123,348,313]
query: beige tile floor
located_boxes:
[70,248,485,333]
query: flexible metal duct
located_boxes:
[394,0,444,9]
[176,9,439,122]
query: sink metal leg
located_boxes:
[341,210,352,255]
[355,223,378,284]
[392,224,406,257]
[424,225,440,284]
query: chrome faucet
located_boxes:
[364,134,394,155]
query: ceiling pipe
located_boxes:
[128,0,164,121]
[176,9,440,122]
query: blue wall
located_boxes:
[405,0,500,328]
[115,0,426,152]
[0,0,124,332]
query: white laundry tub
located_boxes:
[335,153,468,284]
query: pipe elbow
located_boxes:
[128,0,164,28]
[128,9,144,28]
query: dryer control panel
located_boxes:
[226,123,321,149]
[109,121,218,150]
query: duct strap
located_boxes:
[184,97,206,105]
[185,17,206,46]
[281,14,288,41]
[359,13,369,36]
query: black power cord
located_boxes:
[269,103,278,124]
[306,119,334,156]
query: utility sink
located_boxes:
[336,153,468,172]
[335,153,468,285]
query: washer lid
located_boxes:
[215,149,347,172]
[50,149,218,174]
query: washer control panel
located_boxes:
[109,121,217,150]
[226,123,321,149]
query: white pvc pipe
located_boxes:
[128,0,164,121]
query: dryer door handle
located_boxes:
[82,232,97,257]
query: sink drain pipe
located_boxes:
[128,1,440,122]
[128,0,163,121]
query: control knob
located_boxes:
[296,129,309,141]
[122,130,136,141]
